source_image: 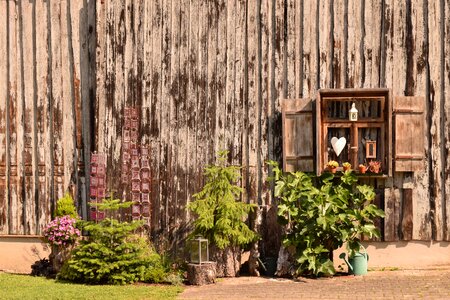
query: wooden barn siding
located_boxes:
[1,0,450,244]
[0,0,95,235]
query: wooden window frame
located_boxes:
[316,88,392,176]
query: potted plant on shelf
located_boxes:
[368,160,381,174]
[326,160,339,173]
[339,183,385,275]
[358,164,367,174]
[342,162,352,172]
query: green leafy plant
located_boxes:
[188,150,258,250]
[55,192,78,218]
[58,195,168,285]
[268,161,384,277]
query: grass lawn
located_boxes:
[0,273,183,300]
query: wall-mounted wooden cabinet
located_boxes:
[281,88,425,176]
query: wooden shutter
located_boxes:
[281,99,315,173]
[393,96,425,172]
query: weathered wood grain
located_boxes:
[247,0,258,204]
[35,0,50,232]
[444,0,450,241]
[260,0,271,205]
[176,0,189,241]
[9,1,24,235]
[332,0,346,89]
[49,0,65,201]
[20,0,36,234]
[169,0,179,242]
[319,0,332,89]
[185,0,199,226]
[0,0,8,234]
[409,0,431,240]
[427,0,444,241]
[150,0,162,237]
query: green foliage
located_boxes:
[188,150,259,250]
[268,161,385,277]
[55,192,78,218]
[58,195,168,285]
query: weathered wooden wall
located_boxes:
[1,0,450,246]
[0,0,95,235]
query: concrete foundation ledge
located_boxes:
[334,241,450,270]
[0,236,50,274]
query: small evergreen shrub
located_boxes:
[58,196,168,285]
[55,192,78,218]
[188,150,258,250]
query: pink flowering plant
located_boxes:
[43,215,81,247]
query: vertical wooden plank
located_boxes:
[141,0,151,146]
[346,0,362,88]
[410,0,431,240]
[150,0,162,237]
[95,0,106,155]
[216,0,227,154]
[260,0,271,205]
[302,0,317,97]
[286,0,296,97]
[169,0,180,242]
[428,0,444,241]
[20,0,37,234]
[69,0,85,212]
[177,0,189,240]
[332,0,346,89]
[444,0,450,241]
[49,0,65,201]
[363,0,382,88]
[110,0,124,191]
[160,0,171,237]
[60,0,76,200]
[207,0,218,162]
[383,0,402,243]
[268,0,285,174]
[0,0,8,234]
[224,0,235,158]
[9,0,25,234]
[318,0,332,89]
[247,0,258,204]
[186,0,198,224]
[294,0,303,97]
[234,0,245,166]
[401,188,413,240]
[197,0,208,196]
[35,0,51,232]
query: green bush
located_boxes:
[58,196,168,285]
[268,162,384,277]
[55,192,78,218]
[188,150,259,250]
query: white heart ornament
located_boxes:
[331,137,346,156]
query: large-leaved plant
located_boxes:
[268,162,384,277]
